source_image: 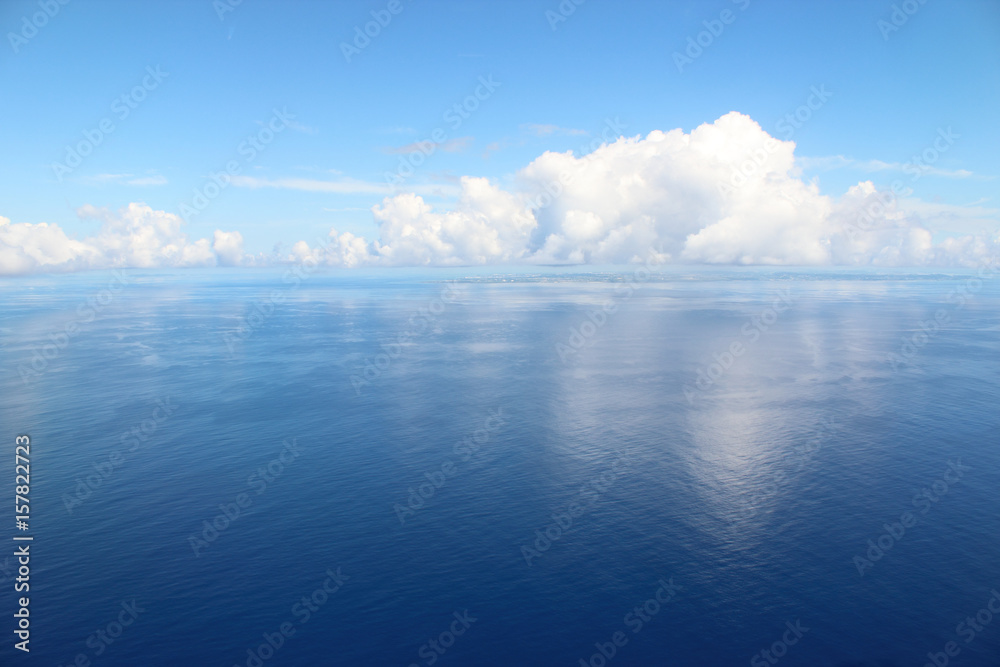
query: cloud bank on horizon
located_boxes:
[3,112,997,276]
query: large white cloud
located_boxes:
[3,113,997,274]
[296,112,998,268]
[0,203,239,275]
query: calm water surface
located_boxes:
[0,269,998,666]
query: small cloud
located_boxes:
[428,170,461,185]
[523,124,558,137]
[921,166,974,179]
[800,155,974,179]
[233,175,389,195]
[88,173,132,183]
[438,136,473,153]
[520,123,588,137]
[0,203,238,275]
[482,124,588,160]
[482,140,507,160]
[292,166,344,175]
[127,175,168,186]
[86,173,167,186]
[231,175,459,198]
[382,141,433,155]
[286,120,317,134]
[383,136,473,155]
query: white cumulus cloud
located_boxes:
[4,113,997,274]
[0,203,242,275]
[293,112,998,268]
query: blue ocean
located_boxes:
[1,268,998,667]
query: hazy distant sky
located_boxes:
[2,0,998,272]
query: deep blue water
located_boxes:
[1,268,998,666]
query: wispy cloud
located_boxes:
[7,113,997,275]
[90,173,132,183]
[799,155,976,179]
[428,170,461,185]
[127,175,169,186]
[232,176,389,195]
[482,140,507,160]
[88,173,168,186]
[382,136,473,155]
[899,198,1000,236]
[520,123,588,137]
[231,175,459,197]
[292,166,344,175]
[483,124,589,159]
[899,198,999,220]
[286,120,317,134]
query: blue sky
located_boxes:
[1,0,998,272]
